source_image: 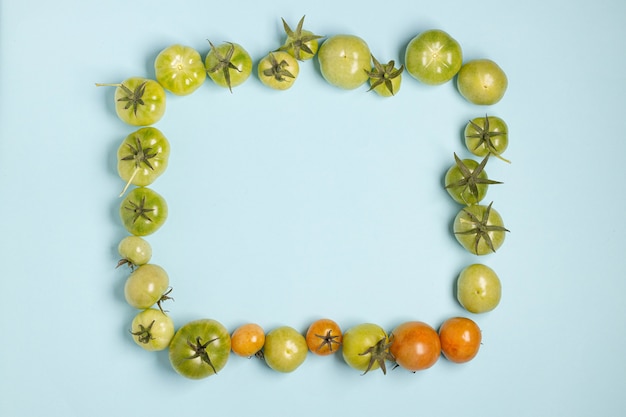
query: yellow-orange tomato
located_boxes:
[305,318,342,355]
[439,317,482,363]
[389,321,441,371]
[231,323,265,357]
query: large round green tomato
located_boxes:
[117,127,170,189]
[404,29,462,85]
[342,323,391,374]
[119,187,168,236]
[456,263,502,313]
[457,59,508,105]
[154,44,206,96]
[465,115,509,162]
[169,319,231,379]
[263,326,308,373]
[124,264,169,310]
[117,235,152,268]
[317,34,371,90]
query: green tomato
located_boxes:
[257,51,300,90]
[119,187,168,236]
[96,77,166,126]
[277,16,323,61]
[124,264,170,310]
[457,59,508,105]
[317,34,371,90]
[263,326,308,373]
[155,44,206,96]
[130,308,175,351]
[465,115,509,162]
[453,202,509,255]
[404,29,462,85]
[456,264,502,313]
[117,127,170,193]
[117,235,152,269]
[444,153,501,205]
[367,55,404,97]
[169,319,231,379]
[205,41,252,92]
[342,323,392,374]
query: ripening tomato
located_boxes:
[231,323,265,357]
[439,317,482,363]
[444,153,501,205]
[305,318,342,356]
[389,321,441,372]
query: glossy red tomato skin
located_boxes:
[389,321,441,372]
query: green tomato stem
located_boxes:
[119,167,139,198]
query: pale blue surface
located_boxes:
[1,0,625,415]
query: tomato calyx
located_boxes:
[119,136,159,196]
[358,338,394,375]
[116,258,136,270]
[186,336,220,374]
[445,153,502,204]
[123,195,155,223]
[366,55,404,96]
[130,320,156,344]
[466,115,510,163]
[156,287,174,314]
[206,41,241,93]
[277,16,323,61]
[314,330,341,353]
[261,52,297,82]
[455,202,510,254]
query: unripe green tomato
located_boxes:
[257,51,300,90]
[124,264,169,309]
[317,35,371,90]
[457,59,508,105]
[130,308,175,351]
[118,236,152,267]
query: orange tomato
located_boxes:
[231,323,265,357]
[305,318,342,355]
[438,317,482,363]
[389,321,441,371]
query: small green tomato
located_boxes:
[117,235,152,269]
[257,51,300,90]
[130,308,175,351]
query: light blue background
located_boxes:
[1,0,625,415]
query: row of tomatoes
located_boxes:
[109,16,510,380]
